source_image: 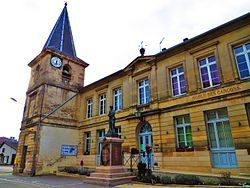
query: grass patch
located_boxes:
[0,172,12,175]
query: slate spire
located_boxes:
[42,3,77,58]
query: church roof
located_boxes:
[42,3,77,58]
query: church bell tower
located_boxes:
[14,3,88,176]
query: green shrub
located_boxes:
[160,175,172,184]
[152,175,161,184]
[203,178,220,185]
[58,166,65,172]
[142,175,151,183]
[64,166,78,174]
[78,168,94,176]
[174,174,201,185]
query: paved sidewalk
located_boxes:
[117,182,245,188]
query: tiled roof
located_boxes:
[0,137,18,150]
[42,3,77,58]
[0,137,8,145]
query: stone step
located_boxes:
[95,166,127,173]
[90,172,131,178]
[240,173,250,177]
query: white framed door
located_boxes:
[206,109,237,168]
[97,129,105,165]
[138,123,153,168]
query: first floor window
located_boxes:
[114,88,122,111]
[87,98,93,118]
[171,66,186,96]
[84,132,91,155]
[138,79,150,105]
[99,94,106,115]
[199,56,220,88]
[175,115,193,149]
[234,42,250,79]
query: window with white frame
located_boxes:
[97,129,105,157]
[114,88,122,111]
[233,43,250,79]
[115,126,121,138]
[175,115,193,149]
[99,94,106,115]
[138,79,150,105]
[199,56,220,88]
[84,132,91,155]
[171,66,186,96]
[86,98,93,118]
[206,109,234,149]
[206,109,237,168]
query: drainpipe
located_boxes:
[30,84,45,176]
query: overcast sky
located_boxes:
[0,0,249,139]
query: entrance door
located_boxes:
[206,109,237,168]
[97,129,105,165]
[138,123,153,167]
[20,146,27,173]
[11,154,16,165]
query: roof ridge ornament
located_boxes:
[64,1,67,7]
[139,41,146,56]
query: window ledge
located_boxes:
[176,148,194,152]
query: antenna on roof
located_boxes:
[159,37,165,52]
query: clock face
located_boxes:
[50,56,62,68]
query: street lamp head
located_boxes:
[10,97,17,102]
[134,107,141,118]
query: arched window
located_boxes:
[62,64,72,81]
[139,122,152,134]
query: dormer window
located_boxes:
[62,64,72,81]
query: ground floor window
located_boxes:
[175,115,193,151]
[246,103,250,125]
[97,129,105,165]
[206,108,237,168]
[115,126,121,138]
[84,132,91,155]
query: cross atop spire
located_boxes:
[42,3,77,58]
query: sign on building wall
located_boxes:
[61,145,78,156]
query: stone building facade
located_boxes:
[14,4,250,176]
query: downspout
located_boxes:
[30,84,45,176]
